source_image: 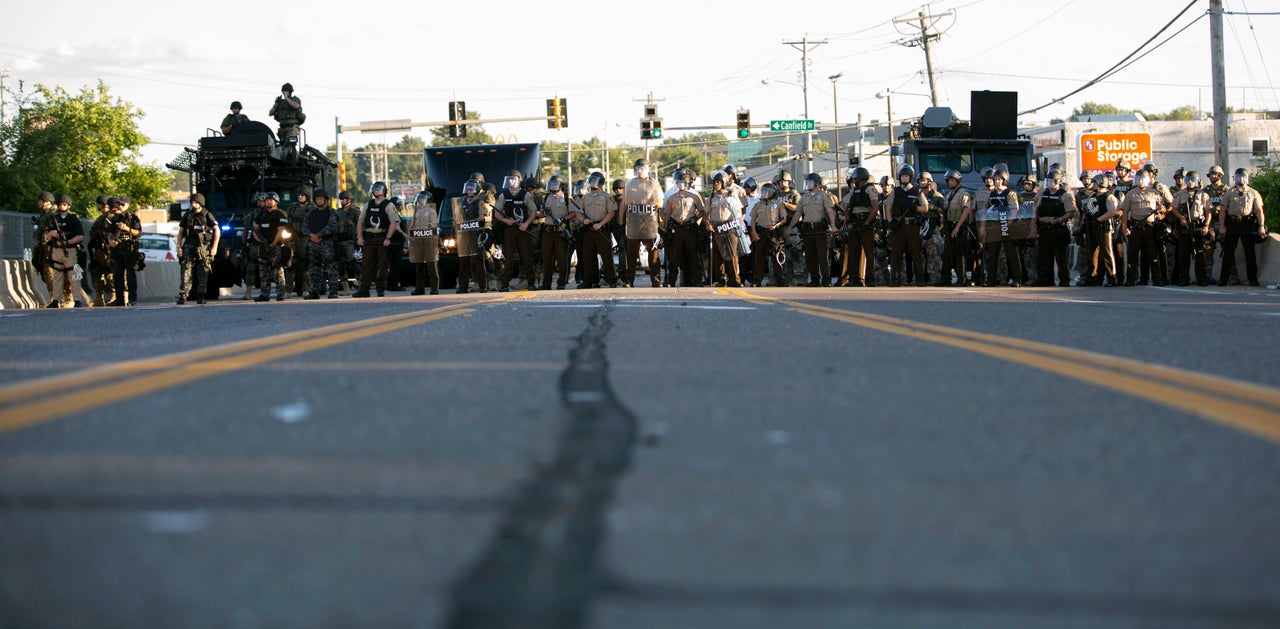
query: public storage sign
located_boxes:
[1079,133,1152,171]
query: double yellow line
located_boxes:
[729,289,1280,444]
[0,295,523,435]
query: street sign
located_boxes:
[357,119,412,133]
[770,119,815,132]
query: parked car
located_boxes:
[139,233,178,262]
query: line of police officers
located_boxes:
[31,192,143,308]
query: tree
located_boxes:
[1246,161,1280,233]
[812,139,830,154]
[428,110,494,147]
[1144,105,1198,121]
[0,81,168,216]
[1069,102,1133,121]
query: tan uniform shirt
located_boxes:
[664,190,704,224]
[706,191,743,224]
[943,187,973,224]
[542,194,570,223]
[1223,185,1264,217]
[796,190,835,223]
[408,204,438,234]
[1120,187,1164,222]
[580,190,614,224]
[1172,189,1210,224]
[753,198,787,230]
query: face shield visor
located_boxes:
[1234,173,1249,187]
[463,180,479,196]
[547,179,562,194]
[503,175,521,192]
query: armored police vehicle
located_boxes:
[422,142,541,288]
[897,93,1035,191]
[167,121,337,296]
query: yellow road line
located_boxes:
[729,289,1280,444]
[0,293,528,434]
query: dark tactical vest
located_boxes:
[500,189,528,223]
[847,184,873,211]
[1112,180,1133,207]
[362,199,391,233]
[891,185,920,219]
[1038,189,1067,220]
[182,211,217,248]
[307,208,333,238]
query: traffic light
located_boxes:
[651,118,663,139]
[448,100,467,138]
[338,161,347,192]
[546,98,567,129]
[641,103,661,140]
[641,118,653,140]
[737,109,750,139]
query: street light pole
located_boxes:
[830,73,843,185]
[878,88,895,174]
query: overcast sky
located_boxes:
[2,0,1276,167]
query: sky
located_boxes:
[1,0,1277,170]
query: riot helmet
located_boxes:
[522,176,542,191]
[1115,159,1132,173]
[313,189,330,203]
[413,190,430,205]
[992,164,1010,185]
[499,170,520,192]
[587,172,606,190]
[1173,167,1186,180]
[462,180,480,196]
[253,192,266,204]
[230,101,242,111]
[742,177,758,194]
[1208,165,1225,177]
[711,171,729,189]
[546,175,563,194]
[774,170,794,190]
[1136,170,1152,188]
[896,164,915,183]
[803,172,824,192]
[980,166,995,181]
[852,167,872,183]
[57,194,72,206]
[759,182,777,200]
[571,180,587,198]
[96,194,110,206]
[191,193,206,207]
[369,181,387,197]
[918,171,934,186]
[1141,163,1158,177]
[944,169,962,187]
[1233,167,1249,187]
[281,83,294,93]
[38,191,54,204]
[1092,174,1107,188]
[634,158,650,179]
[265,191,280,204]
[673,169,692,191]
[723,164,738,183]
[1020,174,1038,188]
[1184,171,1200,188]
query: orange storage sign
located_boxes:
[1079,133,1151,171]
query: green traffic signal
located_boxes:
[653,128,663,139]
[738,128,750,139]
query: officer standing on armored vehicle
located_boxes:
[454,177,491,294]
[622,158,665,288]
[252,192,289,302]
[839,167,881,287]
[286,185,315,297]
[107,196,142,306]
[494,170,538,292]
[938,170,973,286]
[354,181,400,297]
[882,165,928,287]
[405,190,441,295]
[662,169,705,287]
[784,173,838,287]
[537,176,575,290]
[1217,168,1267,286]
[268,83,304,161]
[176,193,220,305]
[89,194,115,306]
[578,172,617,289]
[303,189,341,299]
[220,101,249,135]
[1172,171,1213,286]
[1033,168,1078,287]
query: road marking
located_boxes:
[0,293,529,435]
[728,289,1280,444]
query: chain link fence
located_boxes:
[0,211,39,260]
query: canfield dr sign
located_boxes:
[1080,132,1152,171]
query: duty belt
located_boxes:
[1226,214,1257,222]
[364,228,386,234]
[800,221,826,229]
[897,216,920,224]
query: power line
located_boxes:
[1238,0,1279,111]
[1019,0,1201,115]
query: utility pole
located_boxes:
[893,8,952,107]
[0,68,9,127]
[783,37,827,172]
[1210,0,1229,172]
[830,73,843,182]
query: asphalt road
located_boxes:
[1,283,1279,629]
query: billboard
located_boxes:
[1079,133,1151,171]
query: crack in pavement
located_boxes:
[442,302,637,629]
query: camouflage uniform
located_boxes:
[335,198,360,293]
[253,203,290,301]
[302,204,341,298]
[177,207,219,303]
[285,198,314,296]
[89,209,117,306]
[920,184,946,285]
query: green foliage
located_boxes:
[1245,161,1280,233]
[1144,105,1198,121]
[812,139,830,154]
[0,81,167,216]
[1070,102,1131,120]
[539,137,640,183]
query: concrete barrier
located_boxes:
[0,259,182,309]
[1210,233,1279,285]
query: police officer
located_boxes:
[354,181,400,297]
[1111,160,1135,285]
[978,167,1023,287]
[705,171,746,287]
[784,173,839,287]
[220,101,249,135]
[839,167,881,287]
[176,193,220,304]
[750,182,788,287]
[611,178,628,278]
[1118,167,1170,286]
[242,193,265,300]
[1171,167,1187,194]
[252,192,289,301]
[1078,174,1119,286]
[578,172,617,289]
[969,167,995,286]
[107,196,142,306]
[1172,172,1213,286]
[455,177,492,293]
[1139,163,1174,285]
[774,170,804,286]
[32,191,58,299]
[938,170,973,287]
[493,169,538,292]
[405,190,441,295]
[1033,168,1078,287]
[1217,168,1267,286]
[622,158,665,288]
[43,195,91,308]
[662,169,705,287]
[881,165,928,287]
[302,189,340,299]
[918,171,947,285]
[268,83,304,160]
[335,190,359,294]
[538,176,576,290]
[89,194,116,306]
[285,185,315,297]
[386,197,408,291]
